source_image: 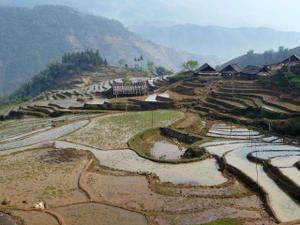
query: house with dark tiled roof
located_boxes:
[240,65,261,80]
[281,54,300,65]
[220,64,242,79]
[194,63,219,76]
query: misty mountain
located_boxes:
[0,5,214,95]
[223,46,300,67]
[129,23,300,61]
[0,0,190,25]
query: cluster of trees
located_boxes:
[260,71,300,95]
[242,47,292,66]
[247,47,290,62]
[118,56,172,77]
[62,49,107,72]
[10,50,106,101]
[181,60,199,71]
[155,66,173,76]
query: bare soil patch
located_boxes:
[54,203,148,225]
[39,149,83,164]
[0,148,88,209]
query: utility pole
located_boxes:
[152,110,154,128]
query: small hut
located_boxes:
[220,64,242,79]
[240,66,261,80]
[194,63,219,76]
[112,82,148,97]
[281,54,300,65]
[280,55,300,74]
[257,65,271,77]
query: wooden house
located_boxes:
[220,64,242,79]
[240,66,261,80]
[194,63,219,76]
[112,82,148,97]
[281,54,300,65]
[257,65,271,77]
[280,55,300,74]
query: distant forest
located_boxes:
[9,50,106,101]
[225,46,300,67]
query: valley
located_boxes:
[1,54,300,225]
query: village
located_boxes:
[103,54,300,100]
[0,52,300,225]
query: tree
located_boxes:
[181,60,199,71]
[155,66,173,76]
[122,74,130,83]
[247,50,255,57]
[215,65,221,71]
[104,59,108,67]
[10,49,107,101]
[140,56,144,68]
[278,46,289,58]
[147,61,155,71]
[118,59,127,68]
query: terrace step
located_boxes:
[172,85,195,96]
[19,108,47,118]
[207,96,248,110]
[218,87,278,96]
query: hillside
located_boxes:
[0,5,211,95]
[129,23,300,61]
[224,46,300,67]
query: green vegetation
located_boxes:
[128,127,206,164]
[169,71,193,83]
[155,66,173,76]
[9,49,105,101]
[260,71,300,94]
[191,219,240,225]
[182,60,199,71]
[269,116,300,136]
[0,5,197,95]
[67,110,184,149]
[227,46,300,67]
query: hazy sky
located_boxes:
[0,0,300,32]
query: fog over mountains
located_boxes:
[1,0,300,62]
[2,0,300,32]
[1,0,300,95]
[130,23,300,61]
[0,5,210,95]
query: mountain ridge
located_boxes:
[223,46,300,67]
[129,23,300,61]
[0,5,214,95]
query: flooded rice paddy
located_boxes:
[202,124,300,223]
[1,112,300,224]
[55,141,227,185]
[270,155,300,167]
[0,120,89,151]
[150,140,185,160]
[0,215,16,225]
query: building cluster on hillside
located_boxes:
[194,54,300,80]
[112,81,148,97]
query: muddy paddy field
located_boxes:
[0,111,298,225]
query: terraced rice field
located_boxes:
[54,203,148,225]
[55,141,226,185]
[0,120,89,151]
[0,110,292,225]
[66,111,184,149]
[202,123,300,223]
